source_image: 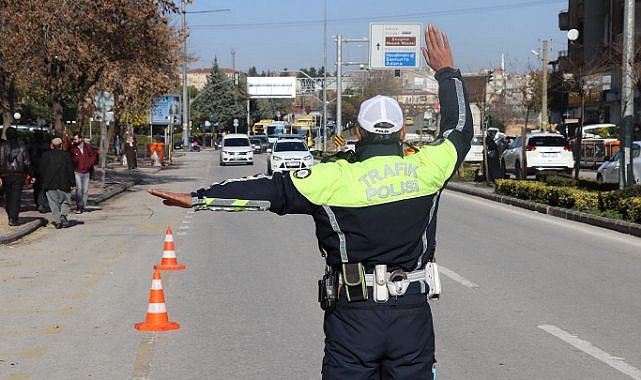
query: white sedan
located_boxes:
[267,138,315,175]
[596,141,641,184]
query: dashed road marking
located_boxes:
[539,324,641,379]
[439,265,480,289]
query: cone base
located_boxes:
[154,263,186,270]
[134,321,180,331]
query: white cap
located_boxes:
[357,95,404,135]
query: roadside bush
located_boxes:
[451,165,478,182]
[495,179,639,223]
[623,198,641,223]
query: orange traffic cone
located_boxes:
[134,269,180,331]
[154,227,186,270]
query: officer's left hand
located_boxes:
[148,189,192,208]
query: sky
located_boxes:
[177,0,570,75]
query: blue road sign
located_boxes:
[384,52,416,67]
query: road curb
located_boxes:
[87,180,136,205]
[0,217,48,245]
[446,182,641,238]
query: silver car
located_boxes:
[596,142,641,184]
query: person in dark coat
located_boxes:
[483,129,503,183]
[0,127,34,226]
[29,130,52,212]
[39,137,76,229]
[124,133,137,170]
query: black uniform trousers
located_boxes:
[1,174,25,221]
[322,283,435,380]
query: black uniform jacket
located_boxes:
[196,68,473,272]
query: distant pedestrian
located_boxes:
[70,132,97,214]
[124,134,137,170]
[114,133,122,156]
[29,130,52,212]
[39,137,75,229]
[483,129,502,183]
[0,127,34,226]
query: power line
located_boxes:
[190,0,565,30]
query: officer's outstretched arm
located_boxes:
[148,189,192,208]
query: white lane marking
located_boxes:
[439,265,479,289]
[539,324,641,380]
[176,232,188,236]
[178,225,189,230]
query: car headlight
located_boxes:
[222,151,230,156]
[303,154,313,161]
[272,156,283,162]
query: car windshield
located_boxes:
[528,136,566,147]
[224,138,249,147]
[250,139,260,144]
[471,136,483,145]
[274,141,307,152]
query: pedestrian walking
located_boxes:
[114,133,122,156]
[28,130,52,212]
[0,127,35,226]
[124,133,137,170]
[149,24,472,378]
[39,137,75,229]
[70,132,96,214]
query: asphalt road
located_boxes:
[1,149,640,379]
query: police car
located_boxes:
[267,137,315,175]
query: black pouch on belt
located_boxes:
[342,263,367,302]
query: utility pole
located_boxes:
[621,0,635,188]
[181,0,189,148]
[335,35,368,139]
[322,0,328,152]
[541,39,549,131]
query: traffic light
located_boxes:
[487,70,494,83]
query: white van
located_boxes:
[219,134,253,166]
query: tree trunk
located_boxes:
[0,75,16,140]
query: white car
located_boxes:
[267,138,315,174]
[501,132,574,178]
[596,141,641,184]
[219,134,253,166]
[464,135,484,164]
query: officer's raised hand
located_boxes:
[148,189,192,208]
[421,24,454,72]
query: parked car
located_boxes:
[267,138,314,174]
[596,141,641,184]
[220,134,253,166]
[344,139,358,152]
[501,132,574,178]
[464,135,484,164]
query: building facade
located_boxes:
[552,0,641,126]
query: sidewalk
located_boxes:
[0,162,162,244]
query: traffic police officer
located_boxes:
[149,24,472,379]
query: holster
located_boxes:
[373,264,389,303]
[342,263,367,302]
[425,262,441,300]
[318,266,337,311]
